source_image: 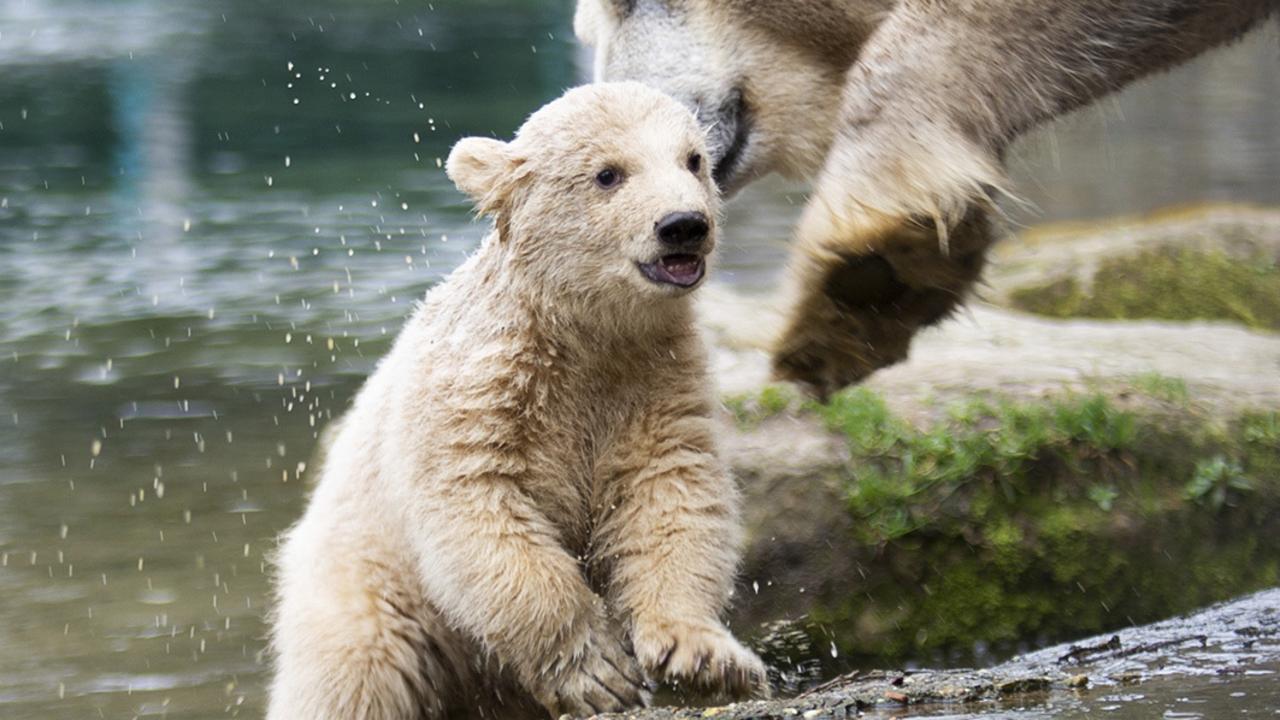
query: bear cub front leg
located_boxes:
[596,408,771,700]
[410,483,649,717]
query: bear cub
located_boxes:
[268,82,768,720]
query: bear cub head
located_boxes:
[447,82,719,308]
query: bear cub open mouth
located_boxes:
[639,254,706,287]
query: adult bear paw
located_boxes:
[772,209,992,400]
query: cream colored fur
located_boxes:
[577,0,1279,398]
[268,82,767,720]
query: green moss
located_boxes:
[1009,246,1280,330]
[723,395,752,426]
[809,392,1141,544]
[1131,372,1190,404]
[724,385,798,428]
[793,388,1280,668]
[758,385,792,417]
[1242,411,1280,448]
[807,387,905,454]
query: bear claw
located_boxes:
[539,626,650,717]
[772,203,994,398]
[633,619,771,700]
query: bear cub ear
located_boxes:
[446,137,517,215]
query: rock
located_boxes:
[984,203,1280,309]
[1112,671,1144,685]
[598,589,1280,719]
[997,677,1051,695]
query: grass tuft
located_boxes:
[810,391,1142,541]
[724,385,797,428]
[1132,371,1190,404]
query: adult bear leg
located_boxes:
[772,0,1277,399]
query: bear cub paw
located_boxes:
[633,618,771,700]
[538,625,650,718]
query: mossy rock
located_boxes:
[732,387,1280,671]
[1008,245,1280,330]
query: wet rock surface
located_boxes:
[604,588,1279,719]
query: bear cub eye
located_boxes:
[595,167,623,189]
[687,152,702,174]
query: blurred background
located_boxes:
[0,1,1277,718]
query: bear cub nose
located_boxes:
[655,211,710,248]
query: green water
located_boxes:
[1,1,1278,718]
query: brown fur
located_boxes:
[267,83,767,720]
[577,0,1279,398]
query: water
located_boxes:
[0,2,1277,717]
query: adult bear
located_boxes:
[575,0,1278,398]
